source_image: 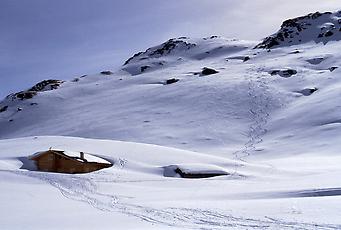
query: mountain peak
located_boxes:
[122,36,253,75]
[255,10,341,49]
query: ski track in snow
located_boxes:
[233,67,278,161]
[8,169,341,230]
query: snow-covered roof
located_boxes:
[30,149,111,165]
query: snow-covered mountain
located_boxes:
[1,10,341,230]
[255,10,341,49]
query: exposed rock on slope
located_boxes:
[269,69,297,78]
[6,79,64,101]
[122,37,253,75]
[201,67,219,76]
[256,11,341,49]
[123,37,196,65]
[296,87,318,96]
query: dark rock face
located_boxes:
[255,11,339,49]
[100,71,113,75]
[243,56,250,62]
[270,69,297,78]
[140,66,150,73]
[201,67,219,76]
[324,31,334,37]
[11,91,37,100]
[150,39,195,56]
[29,80,64,92]
[329,66,338,72]
[0,105,8,113]
[123,52,144,65]
[123,37,196,65]
[6,79,63,101]
[165,78,179,85]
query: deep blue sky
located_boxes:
[0,0,339,98]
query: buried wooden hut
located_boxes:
[29,149,112,174]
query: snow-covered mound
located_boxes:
[123,36,253,75]
[256,10,341,49]
[163,164,229,178]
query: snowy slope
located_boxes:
[1,10,341,230]
[1,36,340,157]
[1,136,341,230]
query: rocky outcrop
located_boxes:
[255,11,341,49]
[100,71,113,75]
[201,67,219,76]
[165,78,179,85]
[10,91,37,100]
[329,66,338,72]
[123,37,196,65]
[0,105,8,113]
[6,79,64,101]
[28,79,63,92]
[140,66,150,73]
[270,69,297,78]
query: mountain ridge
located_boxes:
[255,10,341,49]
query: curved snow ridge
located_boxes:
[274,187,341,198]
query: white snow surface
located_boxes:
[1,14,341,229]
[1,136,341,230]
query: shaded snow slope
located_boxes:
[256,10,341,49]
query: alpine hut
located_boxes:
[29,149,112,174]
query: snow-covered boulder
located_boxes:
[295,87,318,96]
[163,164,229,178]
